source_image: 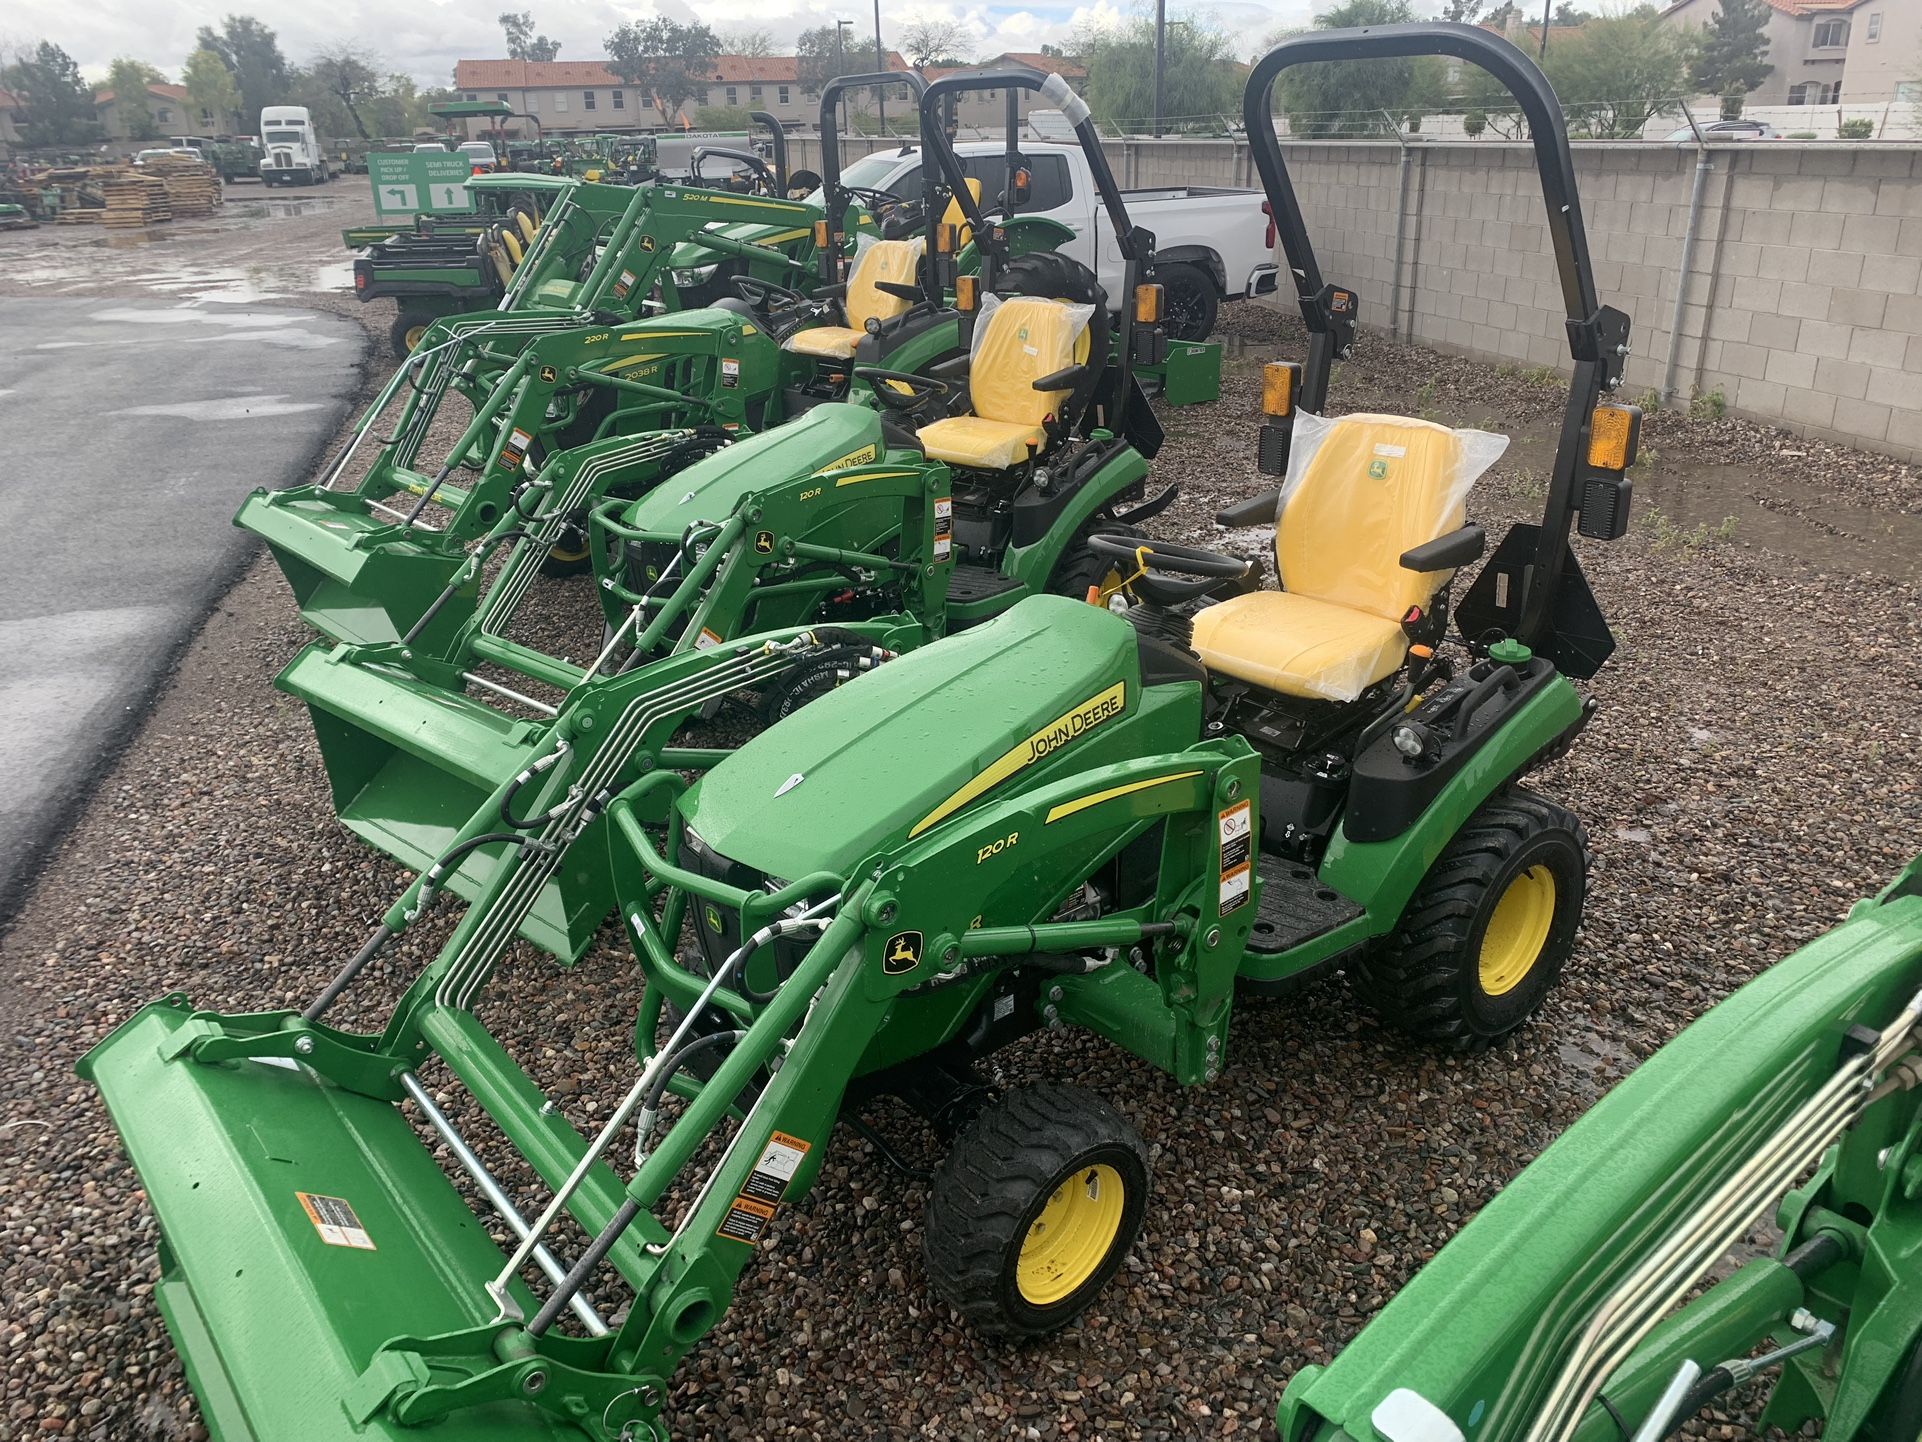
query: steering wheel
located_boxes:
[844,187,903,217]
[731,274,809,310]
[853,367,950,415]
[1085,533,1251,606]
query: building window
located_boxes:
[611,89,624,110]
[583,90,596,110]
[497,91,509,102]
[1899,80,1922,102]
[199,108,214,126]
[156,107,172,124]
[643,94,655,108]
[554,93,569,112]
[750,84,762,102]
[526,92,539,111]
[778,85,790,105]
[465,92,478,101]
[1866,11,1881,41]
[1812,18,1849,47]
[726,85,738,105]
[1789,80,1842,104]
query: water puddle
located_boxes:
[110,394,326,420]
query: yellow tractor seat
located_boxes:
[783,237,926,360]
[1192,412,1487,702]
[943,177,984,250]
[917,294,1093,470]
[1191,592,1410,700]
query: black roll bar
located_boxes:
[817,70,928,285]
[690,146,774,194]
[1242,21,1631,658]
[749,110,787,193]
[915,68,1156,439]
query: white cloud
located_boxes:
[8,0,1388,87]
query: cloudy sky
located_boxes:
[6,0,1353,89]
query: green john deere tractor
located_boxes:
[83,27,1644,1442]
[267,66,1178,963]
[235,73,974,654]
[1277,850,1922,1442]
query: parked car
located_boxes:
[412,141,448,154]
[456,140,499,174]
[805,141,1278,341]
[1663,119,1778,143]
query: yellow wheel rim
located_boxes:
[548,537,591,564]
[1016,1163,1126,1306]
[1479,864,1557,997]
[402,323,430,352]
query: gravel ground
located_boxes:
[3,213,1921,1442]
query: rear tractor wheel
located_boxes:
[1354,786,1590,1051]
[390,309,436,356]
[1049,523,1145,610]
[924,1085,1149,1338]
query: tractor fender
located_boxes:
[1317,672,1584,926]
[999,446,1152,595]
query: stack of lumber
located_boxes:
[144,154,223,217]
[101,171,172,228]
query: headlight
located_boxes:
[670,264,719,288]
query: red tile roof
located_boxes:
[455,53,910,91]
[93,81,189,105]
[1760,0,1868,12]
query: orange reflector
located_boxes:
[1085,584,1101,606]
[934,222,957,255]
[956,274,978,312]
[1262,361,1297,418]
[1134,283,1165,325]
[812,219,830,247]
[1588,404,1641,471]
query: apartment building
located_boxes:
[1660,0,1919,105]
[452,53,910,135]
[450,51,1086,136]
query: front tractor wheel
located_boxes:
[924,1085,1149,1339]
[1355,786,1590,1051]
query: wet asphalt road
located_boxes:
[0,297,365,920]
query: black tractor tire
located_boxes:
[924,1085,1149,1339]
[1049,522,1146,608]
[1157,261,1219,342]
[390,309,436,356]
[1353,786,1590,1051]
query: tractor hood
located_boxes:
[623,404,886,534]
[680,595,1143,882]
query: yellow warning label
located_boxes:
[296,1192,376,1250]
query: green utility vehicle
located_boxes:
[82,29,1644,1442]
[1277,851,1922,1442]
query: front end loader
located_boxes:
[1275,854,1922,1442]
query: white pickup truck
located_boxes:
[827,140,1279,341]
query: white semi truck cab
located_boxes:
[259,107,330,186]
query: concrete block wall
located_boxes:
[780,132,1922,461]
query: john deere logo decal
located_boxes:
[639,235,657,252]
[883,931,923,975]
[705,903,724,934]
[754,529,775,553]
[539,365,557,383]
[1368,459,1390,480]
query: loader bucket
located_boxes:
[278,642,611,962]
[78,997,577,1442]
[235,488,472,649]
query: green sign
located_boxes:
[367,153,476,219]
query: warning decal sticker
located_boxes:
[933,496,953,562]
[721,358,741,389]
[717,1196,776,1244]
[499,427,533,471]
[296,1192,377,1250]
[739,1132,812,1205]
[1218,799,1253,917]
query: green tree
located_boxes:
[500,12,561,63]
[718,28,777,59]
[1544,12,1696,136]
[1,41,101,146]
[1689,0,1773,96]
[1273,0,1445,137]
[182,47,241,131]
[195,16,290,128]
[1079,13,1241,130]
[106,57,166,139]
[897,17,973,69]
[603,18,718,117]
[1442,0,1486,19]
[1552,4,1593,24]
[306,43,385,139]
